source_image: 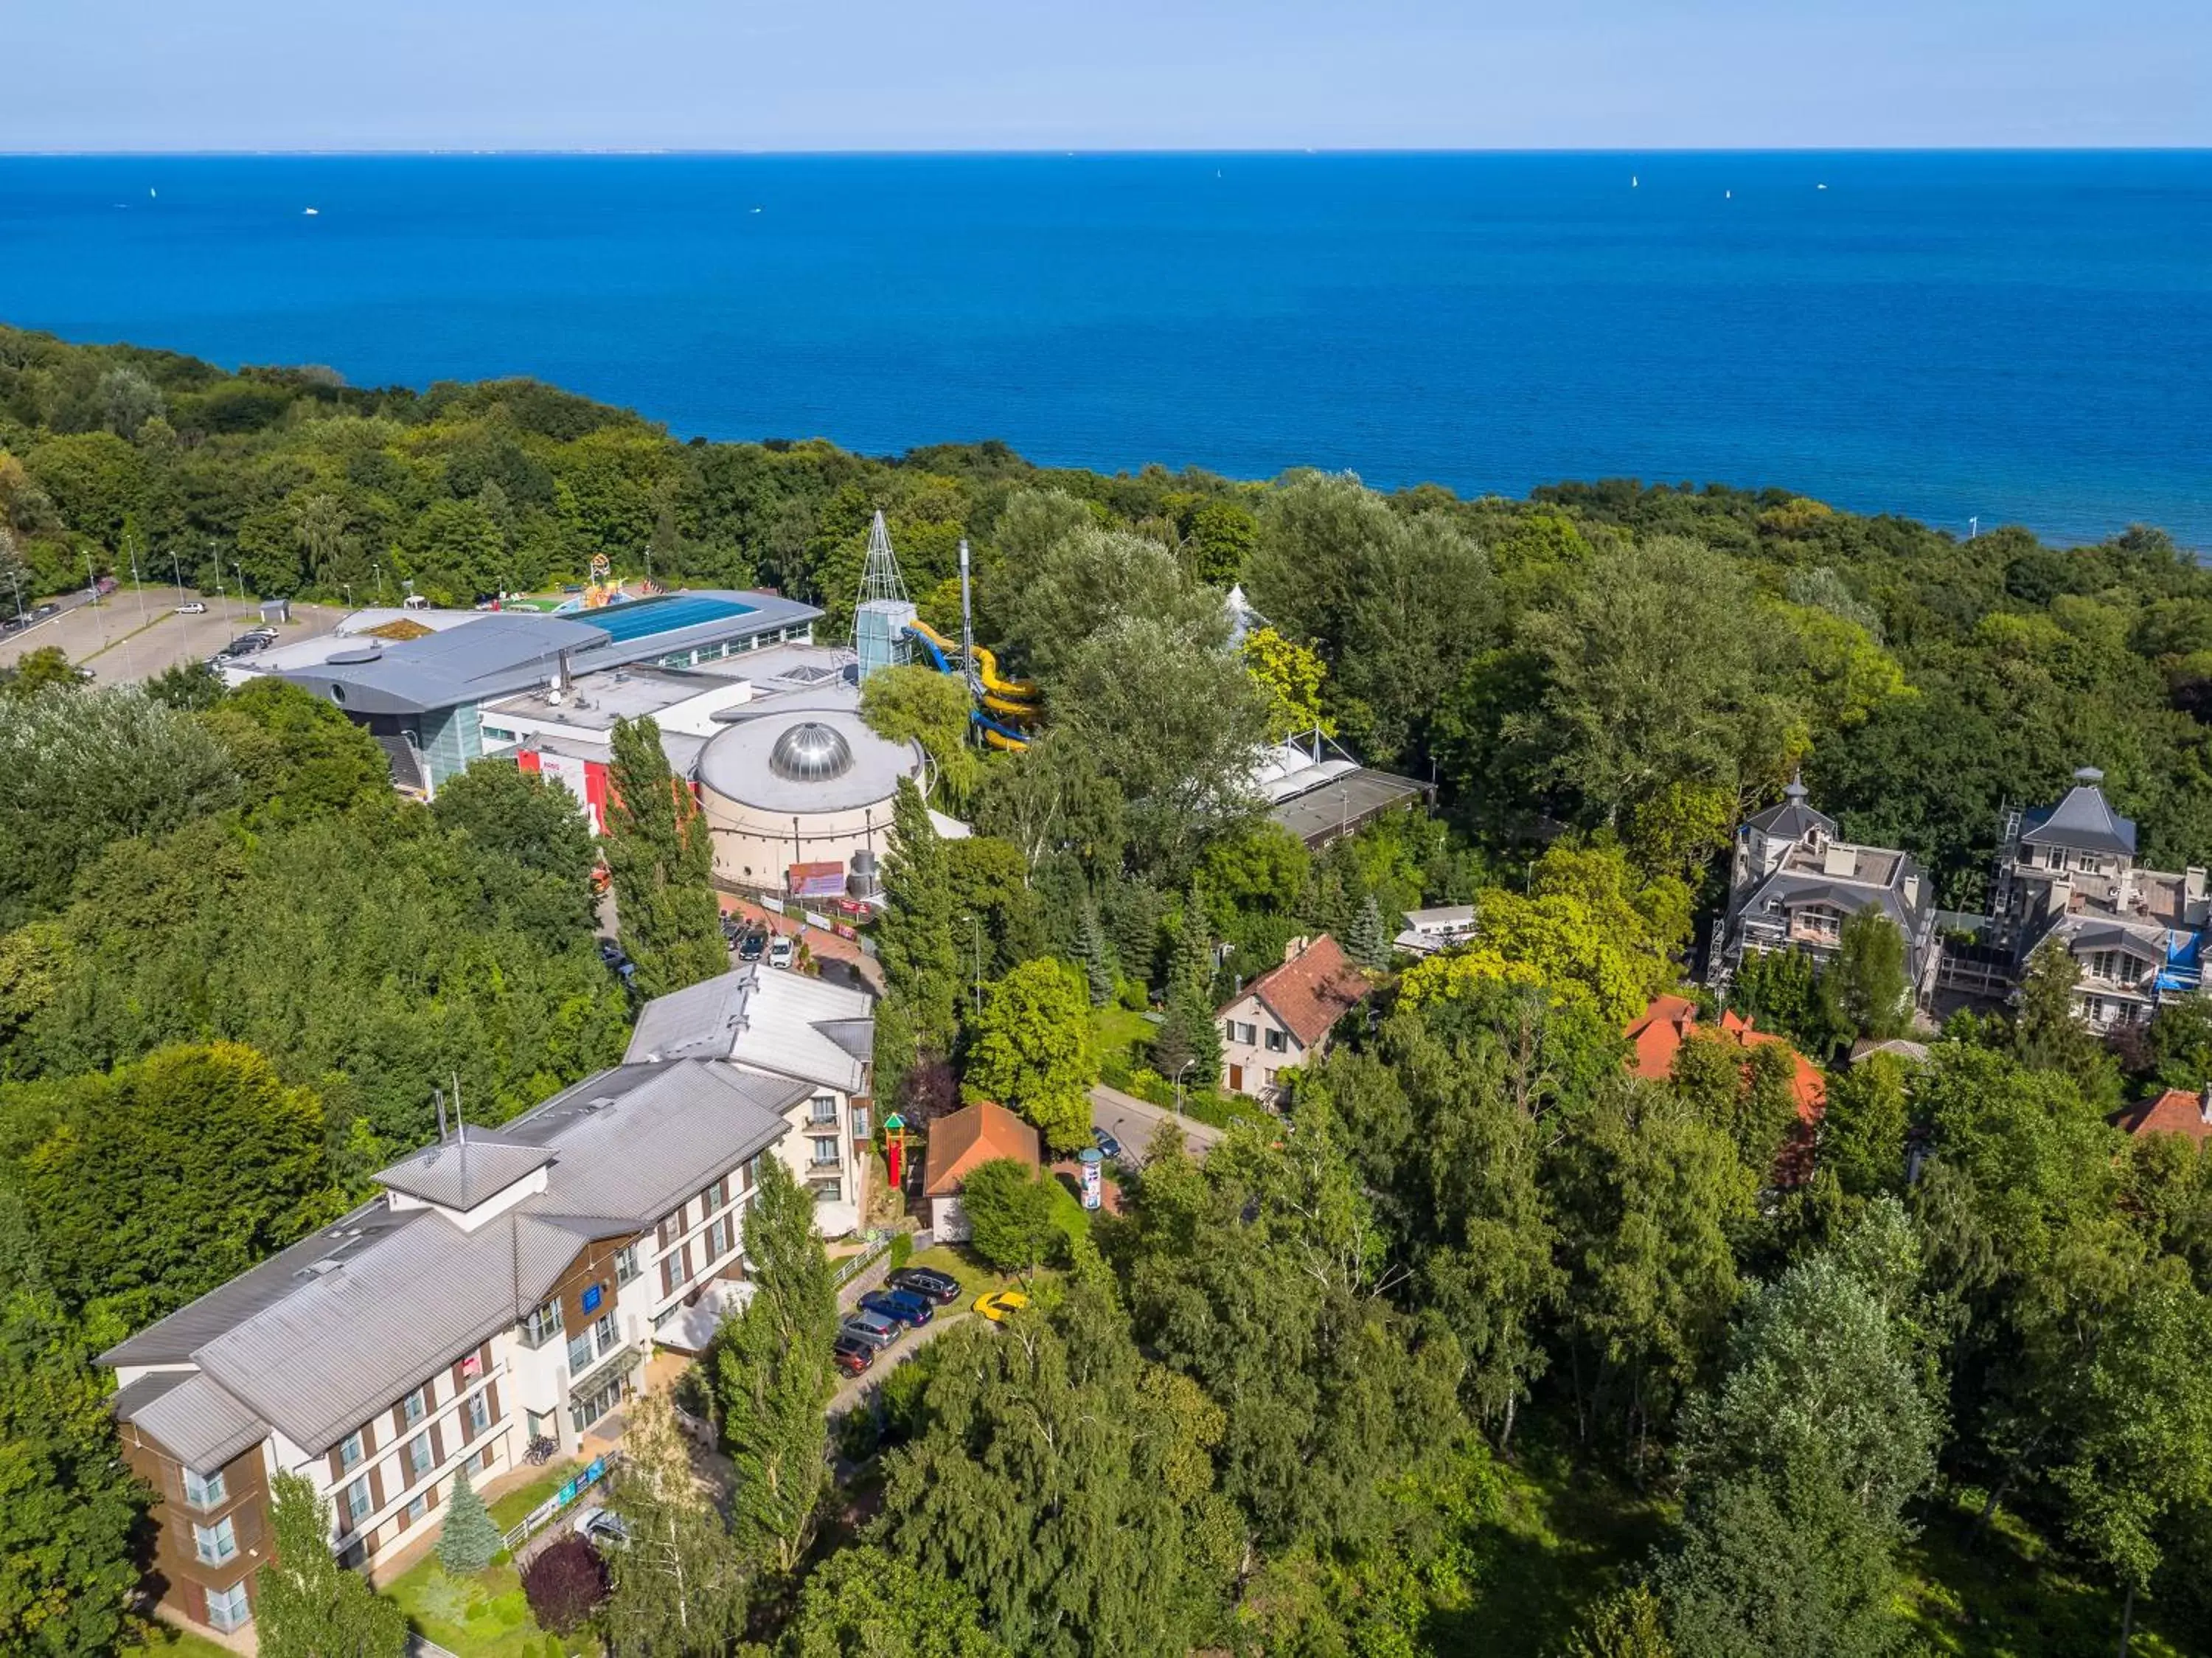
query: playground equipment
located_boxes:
[851,514,1037,751]
[566,553,662,611]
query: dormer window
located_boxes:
[519,1298,564,1348]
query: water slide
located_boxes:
[902,620,1037,748]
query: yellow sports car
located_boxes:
[973,1288,1030,1323]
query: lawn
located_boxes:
[1093,1003,1157,1067]
[488,1460,586,1532]
[386,1554,549,1658]
[905,1242,1005,1303]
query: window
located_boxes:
[193,1515,237,1565]
[661,1253,682,1296]
[526,1408,554,1444]
[206,1581,252,1632]
[519,1299,564,1348]
[852,1105,872,1140]
[810,1135,840,1168]
[338,1429,365,1471]
[810,1176,843,1203]
[469,1392,491,1435]
[1237,1021,1258,1046]
[740,1154,759,1193]
[344,1477,372,1526]
[183,1466,227,1510]
[402,1385,428,1426]
[1263,1027,1287,1053]
[700,1177,726,1216]
[406,1433,432,1477]
[707,1215,732,1260]
[407,1492,428,1522]
[567,1329,595,1373]
[615,1243,641,1286]
[810,1094,837,1123]
[336,1541,368,1572]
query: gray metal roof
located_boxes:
[625,965,874,1095]
[126,1372,271,1471]
[106,1059,802,1455]
[2054,919,2165,959]
[694,708,921,814]
[1268,766,1427,847]
[254,592,821,719]
[374,1137,553,1211]
[2020,783,2138,857]
[1745,799,1837,841]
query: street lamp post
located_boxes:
[170,550,183,592]
[1173,1058,1197,1117]
[8,569,22,626]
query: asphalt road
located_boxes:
[0,586,348,684]
[1090,1083,1225,1162]
[827,1310,973,1421]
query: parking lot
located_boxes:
[0,587,349,684]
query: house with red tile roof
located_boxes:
[1217,934,1374,1104]
[1622,993,1828,1183]
[2114,1085,2212,1147]
[922,1100,1041,1241]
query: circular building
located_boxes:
[693,708,926,896]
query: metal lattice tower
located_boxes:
[853,510,917,681]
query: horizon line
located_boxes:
[5,143,2212,159]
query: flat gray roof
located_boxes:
[1270,767,1427,847]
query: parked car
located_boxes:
[888,1266,961,1306]
[859,1288,933,1328]
[832,1334,875,1375]
[737,929,766,962]
[597,939,638,985]
[223,636,270,656]
[1092,1126,1125,1162]
[33,602,60,618]
[973,1288,1029,1324]
[840,1309,902,1350]
[173,600,207,614]
[251,623,279,637]
[768,934,795,970]
[573,1507,630,1550]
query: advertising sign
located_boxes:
[1077,1147,1103,1211]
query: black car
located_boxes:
[888,1266,961,1306]
[737,930,766,962]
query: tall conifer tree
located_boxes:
[604,714,727,997]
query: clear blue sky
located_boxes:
[7,0,2206,152]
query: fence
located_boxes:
[501,1451,620,1555]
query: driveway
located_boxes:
[719,895,885,995]
[827,1310,971,1421]
[1091,1084,1225,1162]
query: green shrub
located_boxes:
[1116,975,1149,1012]
[888,1232,914,1270]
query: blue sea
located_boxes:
[1,151,2208,546]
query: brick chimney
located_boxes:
[1282,935,1310,965]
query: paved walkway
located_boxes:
[827,1310,973,1421]
[1090,1084,1225,1162]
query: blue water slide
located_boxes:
[905,623,953,673]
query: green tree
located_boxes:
[0,647,82,701]
[1113,1106,1467,1554]
[602,1392,751,1658]
[962,958,1098,1152]
[877,1275,1237,1657]
[1242,625,1332,742]
[1072,902,1115,1007]
[2014,943,2111,1092]
[200,676,391,827]
[1818,1055,1911,1199]
[1564,1587,1677,1658]
[436,1461,502,1576]
[712,1156,838,1575]
[0,1191,143,1657]
[1509,536,1791,830]
[780,1546,1009,1658]
[956,1157,1062,1276]
[1346,893,1391,968]
[1150,890,1224,1094]
[6,1043,340,1328]
[998,525,1223,687]
[0,684,238,927]
[1399,844,1688,1025]
[1820,909,1911,1042]
[603,714,726,997]
[877,778,962,1058]
[258,1471,408,1658]
[1554,1085,1755,1464]
[1655,1459,1905,1658]
[862,663,981,809]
